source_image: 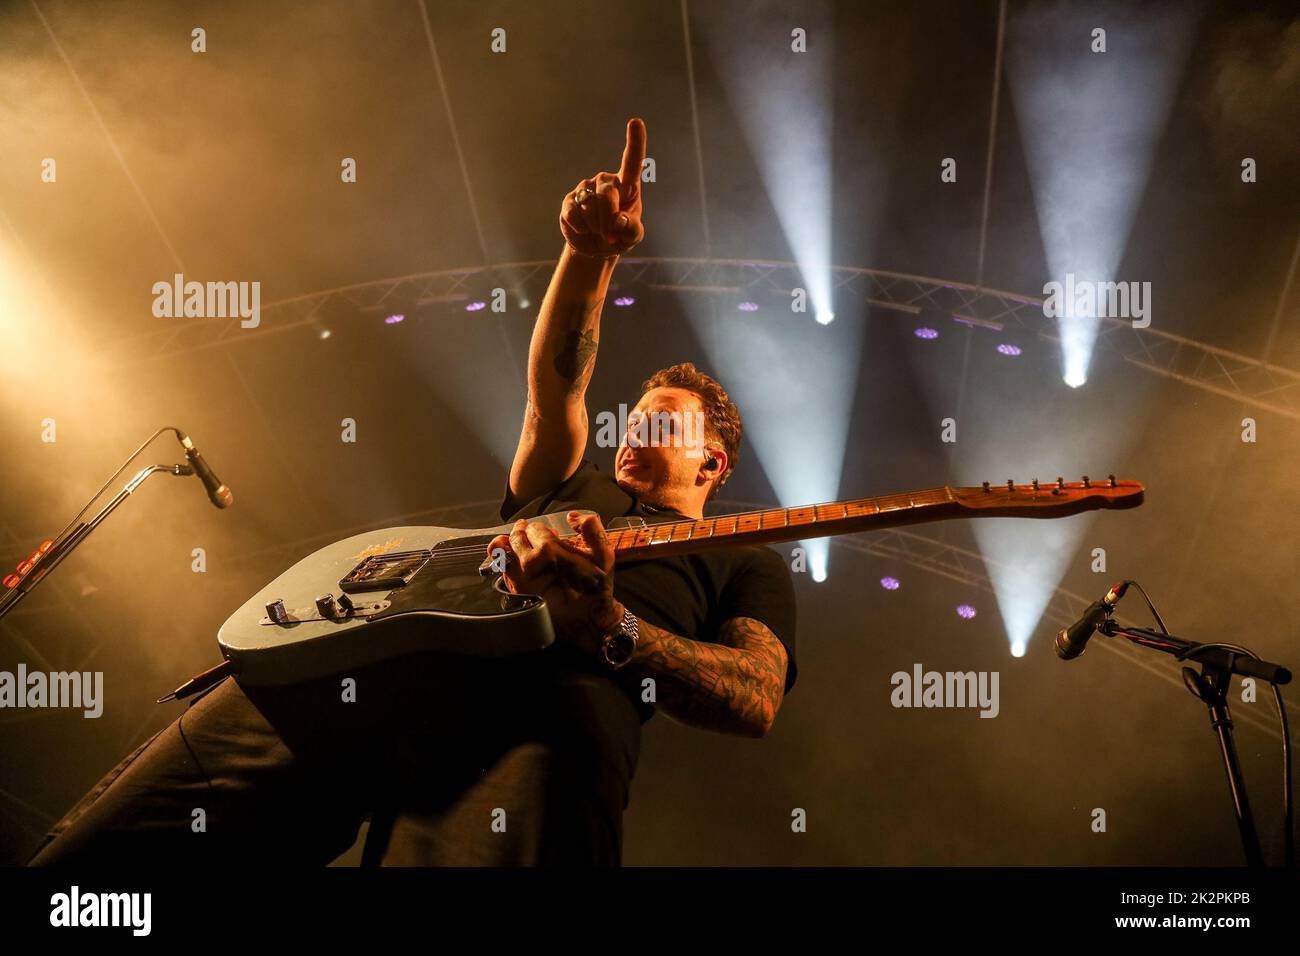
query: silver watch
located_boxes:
[601,608,639,670]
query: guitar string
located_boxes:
[355,484,1117,563]
[378,492,964,562]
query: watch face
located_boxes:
[604,633,634,665]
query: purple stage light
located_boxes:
[956,604,977,619]
[465,301,486,312]
[880,576,900,590]
[914,327,939,339]
[996,343,1022,356]
[614,296,635,307]
[738,302,759,312]
[384,314,405,325]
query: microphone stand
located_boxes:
[1097,618,1293,867]
[0,463,195,624]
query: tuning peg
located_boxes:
[1082,475,1091,488]
[1031,478,1040,491]
[1108,474,1117,487]
[982,481,990,492]
[1006,479,1014,491]
[1056,476,1065,489]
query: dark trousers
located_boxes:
[27,652,643,866]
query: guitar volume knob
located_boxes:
[315,594,339,618]
[265,599,289,625]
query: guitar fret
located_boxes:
[787,506,815,526]
[599,484,1120,560]
[611,486,957,554]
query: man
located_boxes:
[490,117,796,742]
[27,117,797,867]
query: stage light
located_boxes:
[613,296,635,307]
[809,548,828,583]
[465,301,486,312]
[914,327,939,340]
[518,298,531,310]
[384,314,405,325]
[702,0,835,328]
[737,302,759,312]
[996,343,1021,356]
[972,517,1084,658]
[957,604,977,620]
[690,2,852,587]
[319,329,331,340]
[1006,1,1195,388]
[880,576,900,591]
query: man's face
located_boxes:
[614,387,712,508]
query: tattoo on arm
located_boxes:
[553,328,597,385]
[629,616,788,737]
[551,298,604,392]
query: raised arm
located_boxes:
[507,118,647,506]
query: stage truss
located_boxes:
[92,259,1300,422]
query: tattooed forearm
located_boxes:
[626,616,788,737]
[550,298,604,393]
[553,327,597,386]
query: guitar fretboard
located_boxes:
[608,486,960,561]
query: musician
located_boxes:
[28,117,797,867]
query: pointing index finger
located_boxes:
[617,118,647,202]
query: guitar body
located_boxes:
[217,510,592,687]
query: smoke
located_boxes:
[1198,14,1300,158]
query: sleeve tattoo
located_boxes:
[628,615,789,737]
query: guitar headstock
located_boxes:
[953,476,1145,517]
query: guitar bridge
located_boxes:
[339,550,432,593]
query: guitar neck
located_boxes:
[604,476,1146,561]
[608,487,963,562]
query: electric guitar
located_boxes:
[217,476,1144,686]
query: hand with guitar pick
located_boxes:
[485,512,626,659]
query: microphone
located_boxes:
[177,433,233,509]
[1056,581,1129,660]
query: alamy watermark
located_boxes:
[0,665,103,718]
[890,663,1000,718]
[593,404,707,455]
[50,886,150,935]
[151,272,261,328]
[1043,273,1151,328]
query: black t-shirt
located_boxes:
[499,458,798,723]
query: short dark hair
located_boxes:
[640,362,743,501]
